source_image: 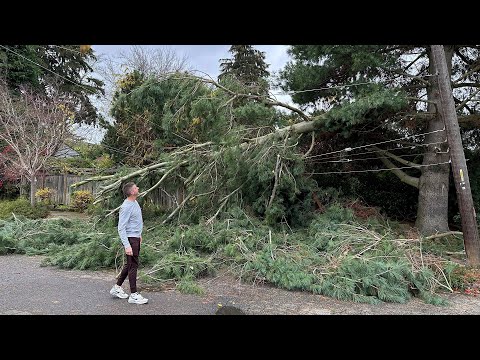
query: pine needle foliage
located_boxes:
[176,274,206,295]
[0,204,466,305]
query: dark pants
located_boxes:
[116,237,140,293]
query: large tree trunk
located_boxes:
[415,46,454,235]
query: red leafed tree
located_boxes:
[0,145,21,188]
[0,79,73,205]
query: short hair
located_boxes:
[122,182,136,197]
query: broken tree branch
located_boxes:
[302,132,315,159]
[424,231,463,240]
[205,186,242,225]
[370,146,422,169]
[375,154,420,188]
[267,154,282,210]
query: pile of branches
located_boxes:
[1,204,464,304]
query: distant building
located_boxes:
[53,144,80,158]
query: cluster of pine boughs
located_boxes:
[0,204,462,304]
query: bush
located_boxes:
[93,154,115,169]
[35,187,55,205]
[71,190,94,212]
[0,197,49,220]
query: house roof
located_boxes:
[53,144,80,158]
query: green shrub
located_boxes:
[35,187,55,205]
[0,197,49,220]
[93,154,115,169]
[71,190,94,212]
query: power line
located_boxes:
[0,45,98,95]
[100,143,162,164]
[0,45,449,172]
[305,140,448,162]
[304,128,445,159]
[308,152,427,165]
[270,81,388,96]
[269,73,438,96]
[101,143,148,159]
[46,45,437,99]
[308,160,451,175]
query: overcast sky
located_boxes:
[74,45,293,143]
[91,45,291,82]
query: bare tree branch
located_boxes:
[452,63,480,84]
[403,51,426,72]
[267,154,282,210]
[370,146,422,169]
[302,132,315,159]
[390,69,430,85]
[375,153,420,188]
[452,83,480,88]
[205,187,242,225]
[458,114,480,128]
[0,79,73,204]
[455,88,480,112]
[424,231,463,240]
[137,161,188,199]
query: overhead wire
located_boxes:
[305,140,448,162]
[303,128,445,159]
[307,161,451,176]
[309,152,427,165]
[1,45,452,178]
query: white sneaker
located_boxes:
[128,292,148,304]
[110,284,128,299]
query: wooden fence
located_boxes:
[20,172,184,208]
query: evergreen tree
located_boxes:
[219,45,270,96]
[102,71,216,166]
[0,45,42,91]
[0,45,104,125]
[279,45,480,235]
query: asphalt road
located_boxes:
[2,254,480,315]
[0,254,217,315]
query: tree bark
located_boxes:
[30,176,37,206]
[415,46,453,235]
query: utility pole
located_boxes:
[431,45,480,265]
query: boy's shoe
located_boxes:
[128,292,148,304]
[110,284,128,299]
